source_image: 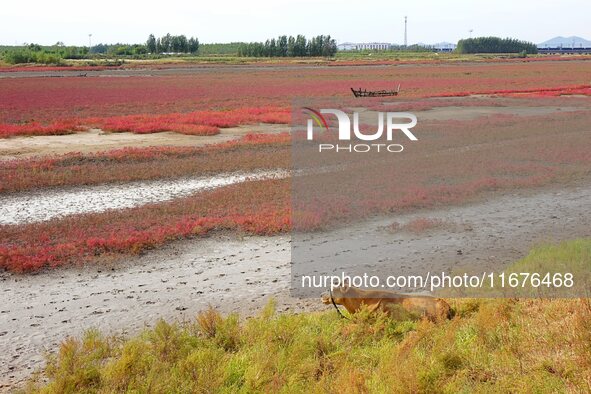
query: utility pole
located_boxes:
[404,16,408,47]
[88,34,92,53]
[469,29,473,38]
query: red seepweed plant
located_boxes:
[2,108,590,272]
[1,60,590,138]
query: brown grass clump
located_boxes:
[387,217,449,234]
[25,241,591,393]
[26,297,591,393]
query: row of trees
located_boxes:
[2,35,542,65]
[146,34,199,54]
[238,35,337,57]
[456,37,538,54]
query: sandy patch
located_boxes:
[0,124,288,161]
[353,105,581,124]
[418,105,581,121]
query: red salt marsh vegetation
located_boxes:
[0,132,290,193]
[1,105,589,272]
[1,60,590,273]
[292,108,591,227]
[0,107,289,138]
[2,57,591,393]
[1,60,590,138]
[0,178,291,272]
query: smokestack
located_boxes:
[404,16,408,47]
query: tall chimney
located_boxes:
[404,16,408,47]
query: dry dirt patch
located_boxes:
[418,105,581,121]
[0,124,288,160]
[353,105,581,124]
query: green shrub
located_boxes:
[3,49,64,65]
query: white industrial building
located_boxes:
[432,42,456,52]
[337,42,358,51]
[337,41,457,52]
[538,36,591,49]
[337,42,391,51]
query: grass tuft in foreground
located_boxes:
[26,295,591,393]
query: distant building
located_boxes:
[538,36,591,49]
[356,42,390,50]
[538,36,591,54]
[432,42,456,52]
[337,41,457,52]
[337,42,390,51]
[337,42,358,51]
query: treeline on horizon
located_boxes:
[237,35,337,57]
[456,37,538,54]
[2,43,87,65]
[146,34,199,54]
[0,33,200,65]
[1,35,542,65]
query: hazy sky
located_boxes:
[1,0,589,46]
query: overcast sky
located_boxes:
[1,0,589,46]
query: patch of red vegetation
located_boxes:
[2,109,590,272]
[0,132,291,193]
[1,60,590,138]
[0,65,120,72]
[1,60,590,272]
[430,84,591,98]
[330,55,591,67]
[291,110,591,231]
[0,119,88,138]
[0,179,290,272]
[98,107,289,135]
[0,106,290,138]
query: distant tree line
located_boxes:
[1,42,153,64]
[3,48,63,65]
[199,43,244,56]
[1,34,202,64]
[238,35,337,57]
[1,43,86,65]
[456,37,538,54]
[146,34,199,54]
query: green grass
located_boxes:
[505,239,591,295]
[510,239,591,274]
[5,49,588,68]
[450,239,591,298]
[25,241,591,393]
